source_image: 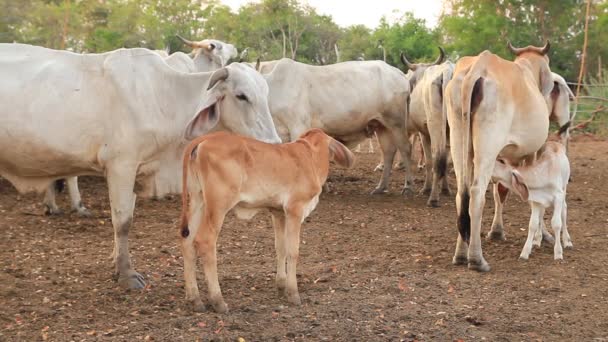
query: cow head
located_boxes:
[401,47,446,91]
[184,63,281,144]
[508,41,553,97]
[177,35,238,71]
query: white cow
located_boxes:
[43,36,240,206]
[0,43,280,289]
[262,58,413,194]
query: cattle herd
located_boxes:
[0,37,575,313]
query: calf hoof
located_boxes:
[44,207,63,216]
[401,187,413,196]
[192,299,206,312]
[287,293,302,306]
[370,187,388,195]
[210,300,229,314]
[118,271,146,289]
[452,255,468,266]
[373,164,384,172]
[564,241,573,249]
[553,254,564,261]
[426,199,440,208]
[486,230,506,241]
[468,259,491,272]
[519,252,530,261]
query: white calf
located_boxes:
[491,142,573,260]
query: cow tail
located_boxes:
[458,57,486,243]
[179,142,201,239]
[54,179,66,193]
[436,65,454,180]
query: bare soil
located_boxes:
[1,139,607,341]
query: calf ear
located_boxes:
[183,101,221,140]
[329,139,355,168]
[511,170,529,201]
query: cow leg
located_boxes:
[106,164,144,289]
[488,183,509,241]
[271,210,287,297]
[390,129,414,194]
[182,197,204,311]
[284,207,303,305]
[195,206,228,313]
[449,115,468,265]
[66,177,91,217]
[467,159,494,272]
[371,130,396,194]
[551,195,565,260]
[43,182,62,215]
[419,133,433,197]
[520,203,542,260]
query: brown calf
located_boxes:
[179,128,354,313]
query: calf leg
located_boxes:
[195,208,228,313]
[520,203,542,260]
[561,201,573,248]
[284,208,304,305]
[271,211,287,297]
[533,207,545,247]
[551,196,565,260]
[488,183,509,241]
[106,163,144,289]
[43,181,62,215]
[182,199,204,311]
[66,177,91,217]
[371,130,397,194]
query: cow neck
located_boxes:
[169,71,214,128]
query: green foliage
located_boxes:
[0,0,606,82]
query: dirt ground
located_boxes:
[1,138,607,341]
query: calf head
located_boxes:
[299,129,355,169]
[492,159,529,201]
[508,41,553,97]
[177,35,238,71]
[184,63,281,144]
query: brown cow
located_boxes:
[179,128,354,313]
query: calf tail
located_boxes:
[179,143,200,239]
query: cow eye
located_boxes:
[236,94,249,102]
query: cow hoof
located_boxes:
[553,254,564,261]
[486,230,506,241]
[452,255,467,266]
[564,241,573,249]
[542,233,555,244]
[370,187,387,195]
[401,187,413,196]
[420,187,432,195]
[373,164,384,172]
[44,207,63,216]
[519,254,530,261]
[441,188,451,196]
[393,163,406,171]
[192,299,206,312]
[426,199,440,208]
[74,208,93,218]
[211,300,229,314]
[118,271,146,289]
[468,259,490,272]
[287,293,302,306]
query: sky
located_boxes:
[220,0,444,29]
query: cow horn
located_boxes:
[540,40,551,55]
[433,46,446,65]
[239,47,249,62]
[400,52,416,70]
[176,34,195,48]
[255,57,261,72]
[507,41,525,55]
[207,68,229,90]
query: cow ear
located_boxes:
[183,102,221,140]
[511,170,529,201]
[539,65,554,98]
[329,138,355,168]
